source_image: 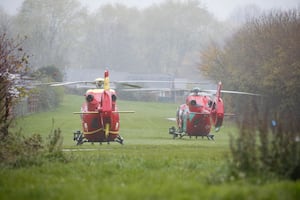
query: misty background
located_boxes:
[0,0,299,81]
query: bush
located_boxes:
[200,9,300,182]
[33,65,65,111]
[0,132,44,167]
[44,124,67,162]
[0,125,68,168]
[227,101,300,181]
[35,84,64,111]
[0,34,67,168]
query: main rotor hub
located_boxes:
[190,87,201,94]
[95,78,104,88]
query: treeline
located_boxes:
[200,9,300,123]
[201,10,300,180]
[0,0,228,75]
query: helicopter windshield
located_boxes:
[96,81,103,88]
[190,87,201,95]
[95,78,104,88]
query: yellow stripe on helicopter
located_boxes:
[84,128,103,135]
[83,128,119,135]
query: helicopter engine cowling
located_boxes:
[85,93,100,111]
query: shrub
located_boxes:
[227,101,300,181]
[200,9,300,183]
[0,132,44,167]
[44,124,67,162]
[0,125,68,168]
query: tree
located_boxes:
[37,65,64,82]
[81,0,227,75]
[0,33,29,138]
[14,0,86,69]
[0,7,12,35]
[229,4,262,25]
[200,9,300,114]
[200,9,300,180]
[83,4,141,71]
[140,0,224,74]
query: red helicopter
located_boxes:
[52,70,135,145]
[168,82,260,140]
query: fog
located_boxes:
[1,0,299,20]
[0,0,299,82]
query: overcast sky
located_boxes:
[0,0,299,20]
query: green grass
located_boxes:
[2,95,300,200]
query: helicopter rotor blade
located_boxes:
[50,80,143,88]
[116,80,209,84]
[115,110,135,113]
[203,89,261,96]
[73,111,98,114]
[113,80,210,90]
[51,81,95,87]
[221,90,261,96]
[224,113,235,116]
[73,111,135,114]
[113,82,143,88]
[120,88,187,92]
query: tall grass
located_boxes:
[1,95,299,200]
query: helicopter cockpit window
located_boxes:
[112,94,117,102]
[96,81,104,88]
[190,100,197,106]
[208,100,213,107]
[97,81,103,88]
[190,99,203,107]
[212,102,216,109]
[190,87,201,95]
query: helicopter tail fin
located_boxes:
[104,70,110,91]
[213,81,224,130]
[216,81,222,100]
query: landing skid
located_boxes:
[73,130,124,145]
[168,127,214,140]
[73,130,87,145]
[168,127,184,139]
[115,135,124,145]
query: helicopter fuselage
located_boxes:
[170,86,224,139]
[81,88,120,142]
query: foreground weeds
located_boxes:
[1,96,299,199]
[0,144,299,200]
[0,126,67,168]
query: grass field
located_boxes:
[1,95,299,200]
